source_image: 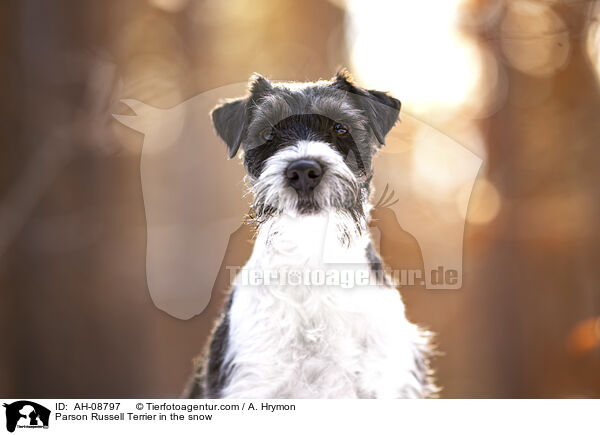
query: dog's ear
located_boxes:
[248,73,272,98]
[211,74,273,158]
[211,98,248,158]
[332,69,400,146]
[360,88,401,146]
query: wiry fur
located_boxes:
[252,141,365,222]
[184,71,436,399]
[221,211,435,398]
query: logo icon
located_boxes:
[3,401,50,433]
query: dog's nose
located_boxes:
[286,159,323,193]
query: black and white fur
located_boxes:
[184,71,436,399]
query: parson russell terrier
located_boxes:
[183,71,437,399]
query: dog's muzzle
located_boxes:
[286,159,323,195]
[250,140,363,218]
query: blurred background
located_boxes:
[1,0,600,398]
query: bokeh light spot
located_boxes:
[500,0,570,77]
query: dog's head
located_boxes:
[211,70,400,222]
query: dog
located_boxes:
[183,70,436,399]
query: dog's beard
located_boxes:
[249,141,366,225]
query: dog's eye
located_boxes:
[261,128,275,142]
[334,123,348,135]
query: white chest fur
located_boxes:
[221,211,431,398]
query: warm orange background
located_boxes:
[1,0,599,398]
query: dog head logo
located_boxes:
[114,74,483,319]
[3,401,50,433]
